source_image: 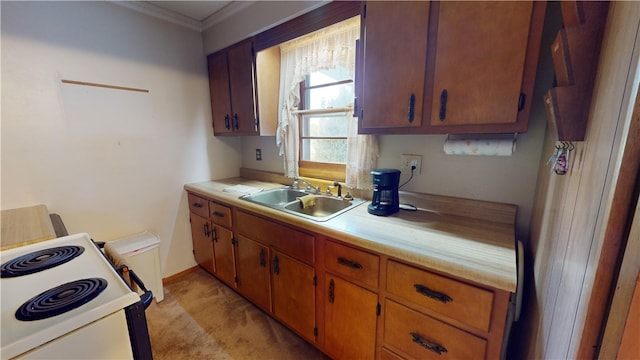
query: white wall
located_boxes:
[1,1,242,277]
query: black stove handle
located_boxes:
[118,265,154,310]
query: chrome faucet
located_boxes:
[293,177,320,194]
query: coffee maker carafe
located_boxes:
[368,169,401,216]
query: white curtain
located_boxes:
[276,17,378,188]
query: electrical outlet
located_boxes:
[256,149,262,161]
[400,154,422,175]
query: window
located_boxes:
[298,68,354,180]
[275,14,378,188]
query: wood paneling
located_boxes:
[522,3,640,358]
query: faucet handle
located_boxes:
[291,180,299,189]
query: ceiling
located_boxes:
[115,1,255,32]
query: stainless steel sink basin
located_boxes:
[240,187,364,221]
[284,196,356,218]
[241,188,308,207]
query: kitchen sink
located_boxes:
[241,188,308,207]
[240,187,365,221]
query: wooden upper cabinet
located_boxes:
[426,1,546,133]
[207,38,258,136]
[358,1,431,133]
[357,1,545,134]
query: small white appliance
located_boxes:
[0,233,153,359]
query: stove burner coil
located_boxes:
[16,278,108,321]
[1,246,84,278]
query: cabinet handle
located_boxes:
[518,92,526,112]
[224,114,230,129]
[413,284,453,303]
[213,211,225,218]
[273,255,280,275]
[410,332,448,355]
[212,226,218,242]
[439,89,448,121]
[337,257,363,270]
[192,202,203,208]
[259,249,266,268]
[233,114,239,130]
[328,279,335,304]
[203,222,210,237]
[407,93,416,123]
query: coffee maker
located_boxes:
[368,169,401,216]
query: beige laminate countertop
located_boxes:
[1,205,56,251]
[185,178,518,292]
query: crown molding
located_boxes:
[202,1,255,31]
[112,1,255,32]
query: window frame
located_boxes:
[297,74,354,182]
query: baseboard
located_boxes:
[162,265,199,285]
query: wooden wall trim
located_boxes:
[587,89,640,358]
[254,1,361,51]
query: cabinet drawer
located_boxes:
[188,193,209,218]
[210,202,232,228]
[386,260,493,332]
[236,211,314,264]
[384,300,486,360]
[324,240,379,289]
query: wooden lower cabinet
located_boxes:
[212,224,235,287]
[383,300,487,360]
[272,250,316,342]
[189,212,214,274]
[324,275,378,360]
[235,235,271,311]
[187,193,512,360]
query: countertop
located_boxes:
[1,205,56,250]
[185,178,518,292]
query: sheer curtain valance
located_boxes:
[276,17,378,189]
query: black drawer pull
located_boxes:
[203,222,210,238]
[414,284,453,303]
[212,226,218,242]
[273,255,280,275]
[337,257,363,269]
[410,332,448,355]
[192,203,203,208]
[213,211,225,218]
[439,89,448,121]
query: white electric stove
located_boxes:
[0,233,152,359]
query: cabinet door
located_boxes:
[227,39,258,135]
[429,1,535,131]
[212,225,236,287]
[236,235,271,312]
[207,51,233,135]
[359,1,430,132]
[272,251,316,342]
[190,212,214,274]
[324,275,378,360]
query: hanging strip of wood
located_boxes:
[61,79,149,93]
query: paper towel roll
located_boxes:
[443,136,516,156]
